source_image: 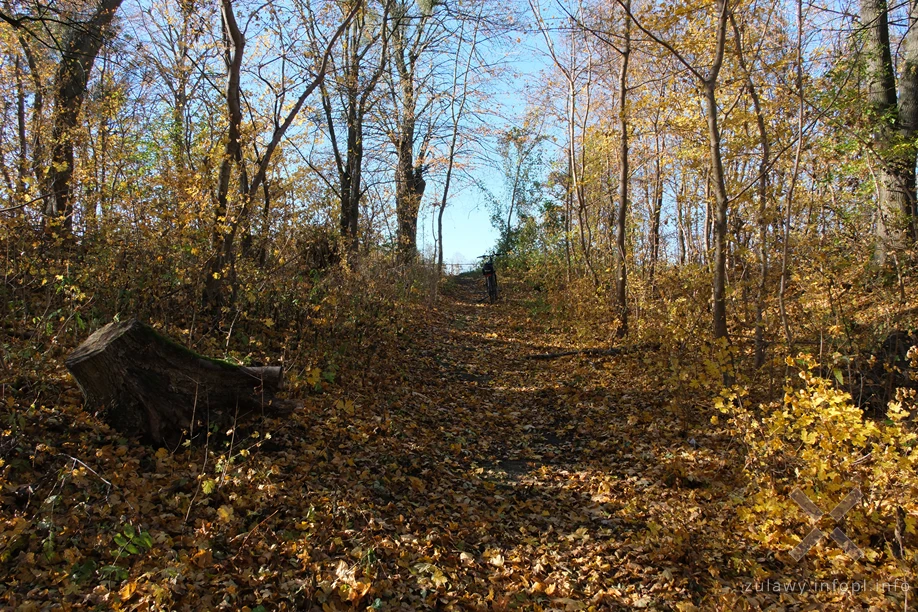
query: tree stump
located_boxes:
[65,319,289,444]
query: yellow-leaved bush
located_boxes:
[719,354,917,565]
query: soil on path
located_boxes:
[277,274,739,609]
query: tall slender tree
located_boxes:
[388,0,435,260]
[617,0,732,342]
[204,0,358,307]
[860,0,918,264]
[311,0,390,252]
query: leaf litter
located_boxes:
[0,275,907,610]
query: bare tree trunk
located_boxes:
[170,1,195,173]
[704,0,731,343]
[17,38,43,188]
[15,55,28,202]
[391,5,431,262]
[648,111,664,287]
[615,2,631,336]
[705,83,729,342]
[395,148,426,260]
[317,7,389,254]
[862,0,918,264]
[205,0,356,307]
[702,168,714,266]
[569,68,599,287]
[779,0,806,350]
[344,109,364,248]
[530,0,583,286]
[676,179,686,265]
[42,0,124,235]
[731,13,771,367]
[205,0,246,309]
[902,0,918,240]
[565,176,572,283]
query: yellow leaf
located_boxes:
[217,505,234,522]
[119,581,137,600]
[431,569,448,588]
[346,580,372,602]
[552,597,584,610]
[335,399,355,415]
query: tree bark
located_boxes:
[15,55,28,201]
[862,0,918,264]
[17,36,43,188]
[648,107,664,287]
[43,0,124,235]
[615,2,631,337]
[396,154,426,259]
[205,0,246,309]
[391,5,431,262]
[703,0,731,343]
[66,320,288,445]
[318,5,389,253]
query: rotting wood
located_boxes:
[66,319,289,444]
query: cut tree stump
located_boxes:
[65,319,290,444]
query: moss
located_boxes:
[134,320,242,370]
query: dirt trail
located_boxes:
[0,273,894,610]
[415,275,606,478]
[304,273,725,608]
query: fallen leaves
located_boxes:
[217,505,234,523]
[1,275,915,610]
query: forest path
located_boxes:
[413,273,597,476]
[294,272,734,608]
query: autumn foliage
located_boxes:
[2,0,918,609]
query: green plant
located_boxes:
[111,523,153,559]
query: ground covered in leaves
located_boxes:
[1,275,914,610]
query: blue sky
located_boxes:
[415,19,555,269]
[416,166,502,269]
